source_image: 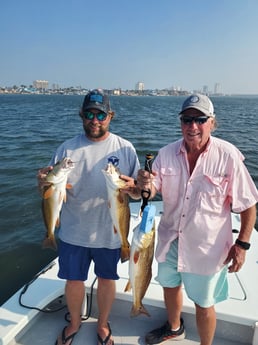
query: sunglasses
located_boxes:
[180,116,211,125]
[83,111,107,121]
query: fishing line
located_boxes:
[18,260,98,319]
[18,261,66,313]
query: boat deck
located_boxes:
[12,294,246,345]
[1,201,258,345]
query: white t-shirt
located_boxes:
[50,132,140,249]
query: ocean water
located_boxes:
[0,94,257,305]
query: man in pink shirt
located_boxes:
[137,94,258,345]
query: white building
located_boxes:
[135,81,144,91]
[33,80,49,90]
[214,83,221,95]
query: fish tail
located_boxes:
[120,244,130,263]
[42,235,57,251]
[130,304,150,318]
[124,280,131,292]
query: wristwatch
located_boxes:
[235,238,251,250]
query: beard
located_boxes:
[83,123,108,139]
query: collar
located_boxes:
[179,136,212,155]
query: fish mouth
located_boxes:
[62,157,75,169]
[104,162,117,174]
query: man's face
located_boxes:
[180,108,215,150]
[81,108,111,141]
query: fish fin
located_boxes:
[62,191,67,203]
[124,280,131,292]
[59,191,65,203]
[42,187,54,199]
[55,217,60,228]
[42,236,57,250]
[133,250,140,264]
[66,183,72,189]
[117,193,124,204]
[117,191,128,204]
[121,244,130,263]
[130,304,150,318]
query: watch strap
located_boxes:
[235,238,250,250]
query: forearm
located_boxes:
[237,204,257,242]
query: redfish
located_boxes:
[125,205,156,317]
[102,163,130,263]
[41,157,74,250]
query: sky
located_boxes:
[1,0,258,94]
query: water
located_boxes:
[0,94,257,305]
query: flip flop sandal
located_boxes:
[97,323,114,345]
[55,326,78,345]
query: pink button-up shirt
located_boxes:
[153,136,258,275]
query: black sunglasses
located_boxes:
[83,111,107,121]
[180,116,211,125]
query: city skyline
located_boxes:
[1,79,223,93]
[0,80,226,95]
[1,0,258,95]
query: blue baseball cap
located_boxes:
[82,89,111,114]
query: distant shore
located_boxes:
[1,87,256,97]
[0,87,188,96]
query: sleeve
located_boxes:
[230,158,258,213]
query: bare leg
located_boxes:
[97,278,116,344]
[164,285,183,329]
[195,304,216,345]
[56,280,84,345]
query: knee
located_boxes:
[98,277,115,288]
[195,303,215,317]
[66,280,84,289]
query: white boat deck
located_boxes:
[1,201,258,345]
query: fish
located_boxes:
[102,163,131,263]
[124,216,155,317]
[41,157,74,250]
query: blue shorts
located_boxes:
[156,239,229,308]
[58,240,121,281]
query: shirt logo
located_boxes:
[108,156,119,166]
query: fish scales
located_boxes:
[41,157,74,250]
[102,163,131,263]
[125,221,155,317]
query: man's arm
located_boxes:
[224,204,257,273]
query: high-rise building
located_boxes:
[203,85,209,94]
[214,83,221,95]
[33,80,49,89]
[135,81,144,91]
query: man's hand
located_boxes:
[119,174,141,200]
[37,166,53,195]
[223,244,246,273]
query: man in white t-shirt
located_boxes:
[38,89,140,345]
